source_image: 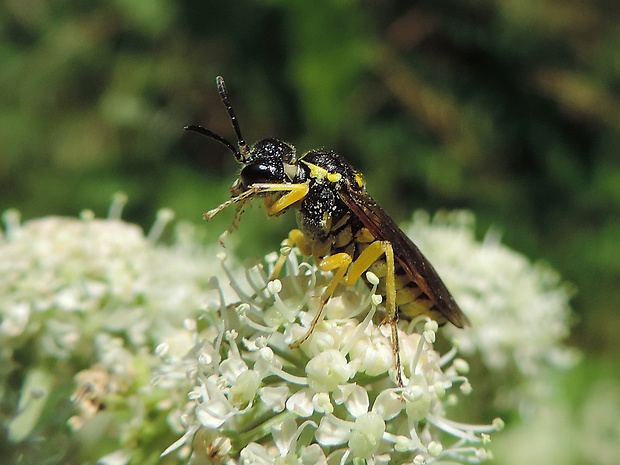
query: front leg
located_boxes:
[262,183,309,216]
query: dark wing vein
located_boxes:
[338,184,469,328]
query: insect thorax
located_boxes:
[293,150,366,256]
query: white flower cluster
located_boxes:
[404,211,578,399]
[0,195,221,448]
[4,201,579,465]
[494,378,620,465]
[1,199,214,361]
[155,250,502,464]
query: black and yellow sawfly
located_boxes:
[186,76,468,386]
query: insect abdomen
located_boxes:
[327,215,445,324]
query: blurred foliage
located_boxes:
[1,0,619,462]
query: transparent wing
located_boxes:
[338,184,469,328]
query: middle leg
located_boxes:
[290,239,404,386]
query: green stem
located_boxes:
[227,410,296,454]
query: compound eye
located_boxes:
[240,162,281,187]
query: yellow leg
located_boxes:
[379,241,404,386]
[270,229,311,280]
[263,183,309,216]
[204,179,310,255]
[343,241,396,320]
[290,252,352,349]
[317,253,353,303]
[291,239,403,386]
[204,182,308,221]
[341,240,402,386]
[390,317,402,387]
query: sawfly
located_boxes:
[186,76,469,385]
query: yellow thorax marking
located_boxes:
[302,160,342,183]
[355,172,365,188]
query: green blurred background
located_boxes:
[1,0,619,452]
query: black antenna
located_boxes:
[184,125,242,162]
[184,76,248,163]
[216,76,249,157]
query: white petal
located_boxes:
[372,390,403,421]
[219,355,248,383]
[315,415,350,446]
[286,389,314,417]
[272,418,298,454]
[259,386,289,412]
[301,444,327,465]
[338,385,369,418]
[196,400,229,428]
